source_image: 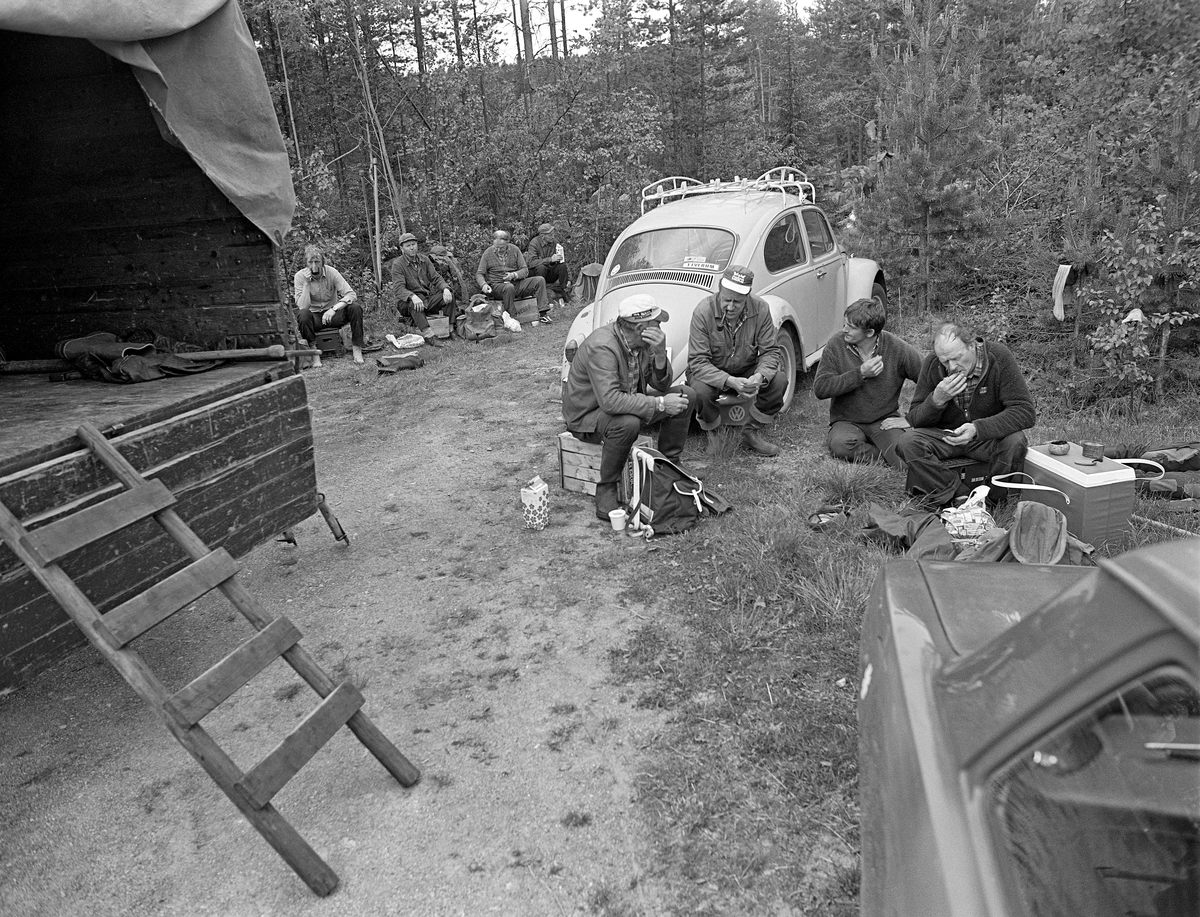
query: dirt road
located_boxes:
[0,323,678,916]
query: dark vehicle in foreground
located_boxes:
[859,537,1200,917]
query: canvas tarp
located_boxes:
[0,0,295,245]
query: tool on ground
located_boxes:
[0,423,418,895]
[176,345,286,361]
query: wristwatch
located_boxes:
[656,396,665,413]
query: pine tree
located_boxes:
[860,0,992,311]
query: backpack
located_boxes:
[456,299,498,341]
[626,446,732,536]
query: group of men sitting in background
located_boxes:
[292,223,574,365]
[562,265,1035,522]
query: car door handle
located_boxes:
[816,269,827,279]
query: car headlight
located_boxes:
[564,340,578,363]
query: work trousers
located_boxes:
[531,262,571,298]
[398,294,455,333]
[576,385,697,487]
[488,276,548,314]
[898,427,1028,507]
[827,420,907,470]
[298,302,364,347]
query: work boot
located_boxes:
[594,483,620,521]
[742,427,780,456]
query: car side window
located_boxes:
[763,213,806,273]
[986,668,1200,917]
[802,210,835,259]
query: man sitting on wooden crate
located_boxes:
[899,321,1036,510]
[389,232,451,346]
[475,229,551,329]
[562,294,696,521]
[294,244,364,365]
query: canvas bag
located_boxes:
[457,298,498,341]
[625,446,732,536]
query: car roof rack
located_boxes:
[640,168,816,213]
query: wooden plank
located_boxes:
[560,451,601,470]
[557,432,599,455]
[104,549,239,647]
[562,477,596,496]
[19,480,175,566]
[165,616,303,728]
[237,683,366,808]
[563,464,602,484]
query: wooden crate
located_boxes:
[558,431,651,500]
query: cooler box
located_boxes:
[1019,442,1135,549]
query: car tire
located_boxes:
[778,326,799,413]
[872,281,886,310]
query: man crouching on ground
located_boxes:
[562,294,696,521]
[899,321,1035,509]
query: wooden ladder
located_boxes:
[0,422,419,896]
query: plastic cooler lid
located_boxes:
[1026,442,1134,486]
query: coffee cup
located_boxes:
[608,508,627,532]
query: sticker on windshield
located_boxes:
[682,257,719,270]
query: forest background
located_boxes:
[247,0,1199,410]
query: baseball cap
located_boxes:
[398,232,418,245]
[430,244,449,256]
[617,293,669,323]
[720,265,754,294]
[538,222,554,234]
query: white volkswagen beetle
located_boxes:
[560,169,886,411]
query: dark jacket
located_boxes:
[686,293,781,389]
[813,330,923,426]
[389,253,448,305]
[906,339,1036,441]
[562,323,674,434]
[526,233,560,270]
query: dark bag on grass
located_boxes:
[626,446,732,536]
[457,298,498,341]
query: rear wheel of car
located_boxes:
[778,326,799,413]
[872,281,886,310]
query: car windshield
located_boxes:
[987,668,1200,917]
[608,228,735,275]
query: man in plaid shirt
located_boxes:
[900,321,1035,509]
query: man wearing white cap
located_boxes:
[562,294,696,520]
[687,264,785,456]
[526,222,571,303]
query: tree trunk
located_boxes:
[272,10,302,175]
[450,0,465,69]
[547,0,559,61]
[560,0,568,57]
[413,0,427,76]
[922,204,931,312]
[471,0,490,132]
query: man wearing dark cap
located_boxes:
[687,265,785,456]
[562,293,695,520]
[526,222,572,304]
[389,232,452,344]
[476,229,551,326]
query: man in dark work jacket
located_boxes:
[899,321,1035,509]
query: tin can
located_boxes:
[1080,441,1104,461]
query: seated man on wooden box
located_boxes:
[526,222,572,304]
[562,294,695,521]
[389,232,451,346]
[475,229,550,329]
[294,243,364,365]
[899,321,1035,509]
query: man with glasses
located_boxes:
[899,321,1035,509]
[813,297,922,469]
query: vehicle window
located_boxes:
[762,213,806,273]
[987,669,1200,917]
[802,210,835,259]
[608,228,736,275]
